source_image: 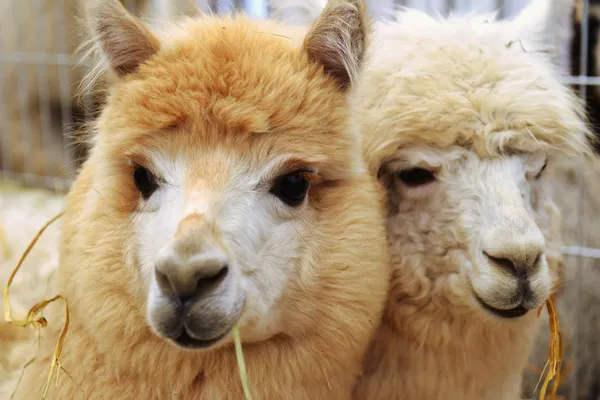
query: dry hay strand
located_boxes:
[3,211,68,399]
[534,295,563,400]
[4,212,253,399]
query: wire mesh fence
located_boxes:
[0,0,598,399]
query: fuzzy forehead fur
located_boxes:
[97,15,356,174]
[356,9,594,172]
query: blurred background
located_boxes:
[0,1,598,399]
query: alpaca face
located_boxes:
[345,0,593,322]
[80,0,383,352]
[133,150,321,348]
[382,147,556,318]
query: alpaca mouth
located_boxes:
[475,295,530,319]
[172,329,229,349]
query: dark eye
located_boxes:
[535,160,548,180]
[133,166,159,199]
[271,170,310,207]
[397,168,435,187]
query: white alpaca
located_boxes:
[271,0,594,399]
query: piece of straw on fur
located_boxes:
[535,296,563,400]
[3,212,69,399]
[233,324,252,400]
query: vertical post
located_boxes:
[54,0,73,187]
[34,0,54,185]
[0,4,10,175]
[14,1,34,181]
[572,1,589,399]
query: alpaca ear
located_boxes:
[514,0,552,37]
[86,0,160,77]
[513,0,573,68]
[303,0,369,91]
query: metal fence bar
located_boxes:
[14,2,34,179]
[563,245,600,260]
[0,53,76,67]
[0,7,9,174]
[561,75,600,85]
[34,0,53,182]
[572,0,590,398]
[55,0,75,180]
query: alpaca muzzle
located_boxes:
[147,214,245,349]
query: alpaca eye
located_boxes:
[535,160,548,180]
[134,166,159,199]
[271,170,310,207]
[397,168,435,187]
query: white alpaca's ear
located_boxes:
[86,0,160,77]
[303,0,369,91]
[513,0,574,69]
[515,0,552,38]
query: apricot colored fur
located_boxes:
[10,1,390,399]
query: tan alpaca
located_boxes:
[271,0,594,399]
[8,0,390,398]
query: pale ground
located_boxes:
[0,179,64,398]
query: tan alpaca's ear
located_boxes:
[303,0,369,91]
[86,0,160,77]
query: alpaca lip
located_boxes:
[172,330,228,349]
[475,296,530,319]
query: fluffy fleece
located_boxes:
[271,0,594,399]
[8,0,391,398]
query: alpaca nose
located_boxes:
[482,227,545,276]
[155,249,230,302]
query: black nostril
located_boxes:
[155,269,173,294]
[483,252,516,274]
[177,265,229,304]
[202,265,229,285]
[194,265,228,292]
